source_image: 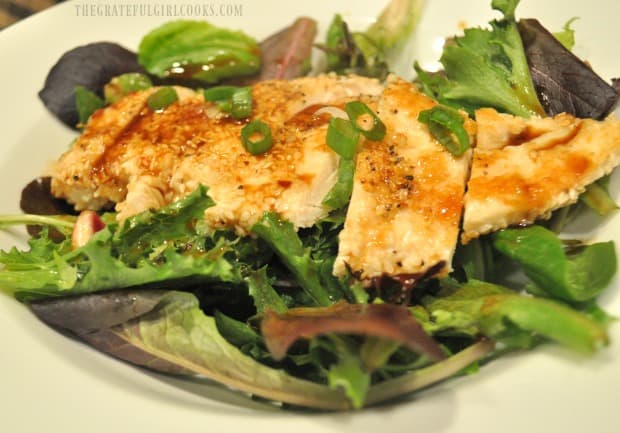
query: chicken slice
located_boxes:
[462,108,620,243]
[333,76,474,284]
[49,74,383,233]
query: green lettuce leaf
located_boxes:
[0,186,241,302]
[108,291,353,410]
[553,17,578,50]
[415,0,544,117]
[579,176,619,216]
[213,310,273,361]
[327,347,370,409]
[365,0,425,50]
[479,293,608,352]
[245,267,287,314]
[423,280,608,353]
[493,226,617,303]
[322,0,423,78]
[251,212,341,307]
[65,290,494,410]
[138,20,260,83]
[322,14,388,79]
[112,184,214,265]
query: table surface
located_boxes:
[1,0,65,30]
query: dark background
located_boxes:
[1,0,66,29]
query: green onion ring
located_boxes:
[147,87,178,111]
[326,117,360,159]
[418,105,470,156]
[204,85,253,119]
[241,120,273,155]
[344,101,386,141]
[203,86,238,101]
[230,86,253,119]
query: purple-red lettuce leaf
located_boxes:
[260,301,446,361]
[518,18,618,119]
[258,17,317,80]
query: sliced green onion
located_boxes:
[345,101,386,141]
[147,87,178,111]
[75,86,104,125]
[322,158,355,209]
[418,105,470,156]
[241,120,273,155]
[326,117,360,159]
[104,73,152,104]
[203,85,253,119]
[216,100,233,112]
[230,86,253,119]
[203,85,238,101]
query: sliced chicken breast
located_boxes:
[333,76,474,283]
[462,108,620,243]
[50,74,383,233]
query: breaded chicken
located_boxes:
[462,108,620,243]
[333,76,474,283]
[50,74,383,233]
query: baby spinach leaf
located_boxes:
[493,226,616,303]
[479,294,608,353]
[452,236,497,282]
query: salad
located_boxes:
[1,0,619,428]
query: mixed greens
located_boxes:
[416,0,544,117]
[2,0,619,411]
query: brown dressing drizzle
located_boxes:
[277,179,292,189]
[506,125,544,147]
[284,104,334,131]
[367,261,447,304]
